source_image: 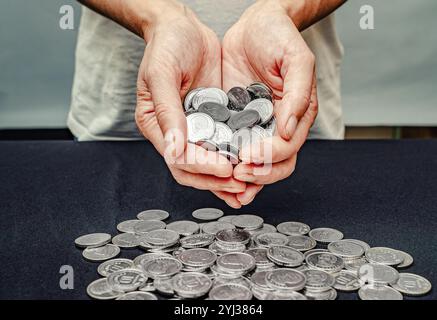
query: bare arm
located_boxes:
[277,0,347,30]
[77,0,185,40]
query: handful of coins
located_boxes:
[76,208,432,300]
[184,83,276,164]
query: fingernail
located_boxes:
[285,115,298,140]
[234,174,256,183]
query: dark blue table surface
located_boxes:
[0,140,436,300]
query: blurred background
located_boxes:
[0,0,436,139]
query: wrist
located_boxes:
[138,0,187,41]
[255,0,306,29]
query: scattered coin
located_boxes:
[133,220,166,234]
[107,269,148,292]
[98,258,134,277]
[202,221,235,235]
[287,235,317,252]
[227,110,260,131]
[86,278,122,300]
[232,214,264,230]
[116,291,158,300]
[192,88,228,110]
[116,220,141,233]
[178,248,217,268]
[142,229,179,247]
[306,252,344,273]
[137,209,169,221]
[267,245,305,267]
[358,263,399,285]
[209,283,253,300]
[358,284,403,300]
[333,270,362,291]
[328,240,365,259]
[365,247,405,266]
[82,244,120,262]
[192,208,224,221]
[265,269,306,291]
[180,233,215,248]
[111,233,141,248]
[391,273,432,296]
[309,228,344,243]
[277,221,310,236]
[198,102,231,122]
[75,233,111,248]
[395,250,414,268]
[166,220,199,236]
[173,272,212,298]
[253,232,288,248]
[227,87,252,111]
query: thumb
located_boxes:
[148,71,187,162]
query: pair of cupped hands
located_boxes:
[135,0,318,208]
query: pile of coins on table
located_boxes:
[184,83,276,164]
[75,209,432,300]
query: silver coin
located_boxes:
[277,221,310,236]
[253,232,288,248]
[365,247,405,266]
[391,273,432,296]
[98,258,134,277]
[209,283,252,300]
[178,248,217,268]
[232,214,264,230]
[263,290,307,300]
[172,272,212,298]
[186,113,216,143]
[115,291,158,300]
[82,244,120,262]
[198,102,231,122]
[142,229,179,247]
[213,276,251,289]
[107,269,148,292]
[358,263,399,285]
[304,249,329,259]
[142,256,182,279]
[248,82,273,95]
[116,220,141,233]
[111,233,140,248]
[192,208,224,221]
[227,87,252,111]
[166,220,199,236]
[216,228,251,246]
[248,223,277,235]
[231,127,265,151]
[184,87,205,111]
[328,240,365,259]
[344,256,368,272]
[75,233,111,248]
[251,270,275,290]
[245,248,275,267]
[287,235,317,252]
[192,88,228,110]
[265,268,307,291]
[180,233,215,248]
[333,270,362,291]
[246,83,273,101]
[134,252,172,269]
[395,250,414,268]
[209,242,245,256]
[218,215,238,223]
[309,228,344,243]
[305,252,344,273]
[244,98,274,125]
[358,284,403,300]
[138,279,156,292]
[304,288,337,300]
[86,278,122,300]
[303,269,335,290]
[267,245,305,267]
[133,220,166,235]
[137,209,169,221]
[342,239,370,252]
[227,110,260,132]
[216,252,256,274]
[202,221,235,235]
[154,277,175,296]
[251,125,269,139]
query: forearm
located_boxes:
[274,0,347,30]
[77,0,184,40]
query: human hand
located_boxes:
[222,0,319,204]
[135,1,245,208]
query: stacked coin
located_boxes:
[184,84,276,164]
[76,209,432,300]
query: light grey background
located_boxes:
[0,0,436,129]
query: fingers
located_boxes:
[171,168,246,193]
[234,156,297,184]
[211,191,242,209]
[147,65,187,161]
[276,50,316,140]
[236,184,264,206]
[173,143,233,178]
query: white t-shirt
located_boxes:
[68,0,344,141]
